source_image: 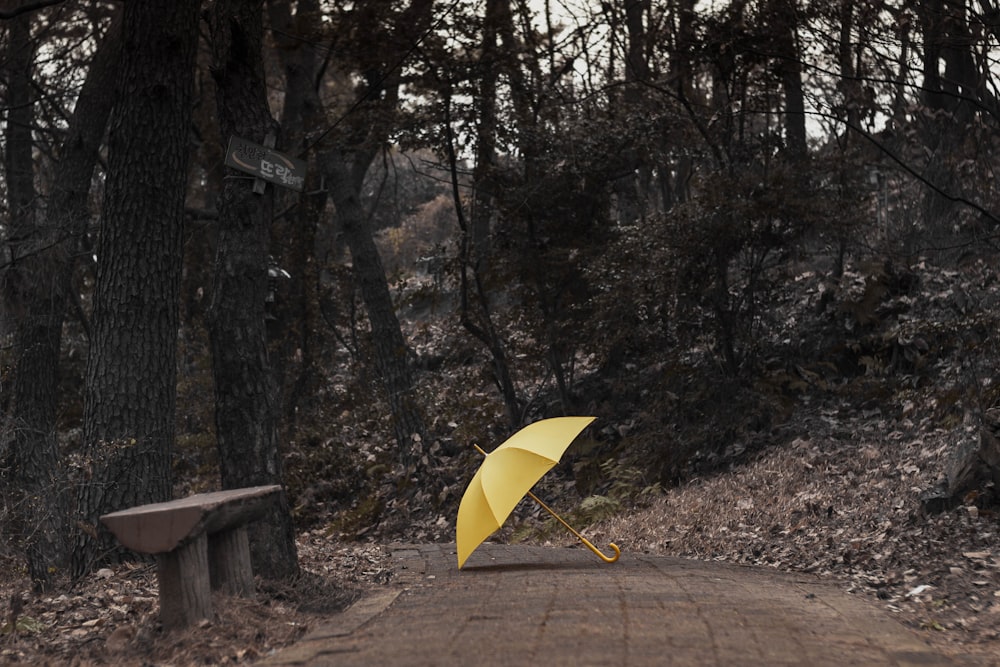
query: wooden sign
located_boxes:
[225,135,306,192]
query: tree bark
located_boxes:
[73,0,200,576]
[917,0,979,227]
[837,0,861,134]
[471,0,502,262]
[315,0,433,463]
[323,153,426,461]
[4,10,122,590]
[208,0,299,580]
[772,0,807,159]
[2,7,53,588]
[267,0,327,433]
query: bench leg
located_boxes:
[156,532,212,629]
[209,526,255,598]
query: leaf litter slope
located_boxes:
[583,409,1000,659]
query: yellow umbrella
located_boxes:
[456,416,621,568]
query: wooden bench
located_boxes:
[100,485,282,629]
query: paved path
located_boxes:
[261,543,983,666]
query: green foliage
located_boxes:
[576,495,621,524]
[283,430,373,529]
[173,432,218,494]
[1,615,45,635]
[574,460,663,525]
[325,493,384,538]
[599,458,663,504]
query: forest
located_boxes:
[2,0,1000,660]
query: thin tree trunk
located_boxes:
[267,0,326,433]
[773,0,806,159]
[442,88,522,428]
[4,11,122,590]
[838,0,861,134]
[2,7,56,589]
[208,0,299,580]
[663,0,696,206]
[324,153,426,461]
[471,0,502,263]
[312,0,433,462]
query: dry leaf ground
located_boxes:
[0,541,391,666]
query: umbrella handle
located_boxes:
[526,491,621,564]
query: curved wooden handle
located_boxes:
[526,491,621,564]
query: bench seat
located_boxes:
[101,485,282,628]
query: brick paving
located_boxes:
[261,543,983,666]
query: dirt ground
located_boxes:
[0,540,391,666]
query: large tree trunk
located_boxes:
[4,11,121,590]
[207,0,299,580]
[72,0,200,576]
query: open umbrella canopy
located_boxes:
[456,416,596,568]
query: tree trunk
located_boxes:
[312,0,433,463]
[442,88,522,428]
[891,12,911,127]
[73,0,200,576]
[471,0,502,263]
[837,0,861,133]
[267,0,327,434]
[3,11,34,232]
[772,0,807,159]
[4,11,122,590]
[324,153,426,462]
[208,0,299,580]
[2,7,54,589]
[917,0,977,228]
[662,0,696,207]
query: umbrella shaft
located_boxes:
[526,491,620,563]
